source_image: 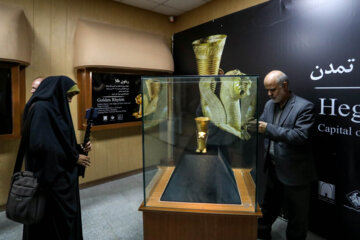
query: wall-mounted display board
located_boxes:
[91,72,141,126]
[77,68,158,130]
[0,62,25,139]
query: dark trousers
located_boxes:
[258,162,311,240]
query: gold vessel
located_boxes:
[192,34,227,75]
[195,117,210,153]
[132,93,142,119]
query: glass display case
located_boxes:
[141,75,258,213]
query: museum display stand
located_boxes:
[138,76,261,240]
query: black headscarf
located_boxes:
[23,76,79,185]
[24,76,76,130]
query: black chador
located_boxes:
[22,76,83,240]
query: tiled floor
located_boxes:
[0,173,325,240]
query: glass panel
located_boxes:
[0,67,12,134]
[142,75,258,212]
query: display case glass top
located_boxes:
[142,75,258,212]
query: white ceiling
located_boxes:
[113,0,212,16]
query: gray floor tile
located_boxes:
[1,173,325,240]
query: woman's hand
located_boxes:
[77,154,91,167]
[80,141,92,153]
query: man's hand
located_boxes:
[247,119,267,133]
[247,118,257,132]
[258,121,267,133]
[81,141,92,153]
[77,154,91,167]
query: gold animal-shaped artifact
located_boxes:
[193,34,256,140]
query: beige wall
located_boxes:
[174,0,268,33]
[0,0,172,206]
[0,0,266,206]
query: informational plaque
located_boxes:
[0,68,13,134]
[91,72,141,126]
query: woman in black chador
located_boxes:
[22,76,90,240]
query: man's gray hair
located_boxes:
[277,72,288,86]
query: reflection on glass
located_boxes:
[142,79,168,130]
